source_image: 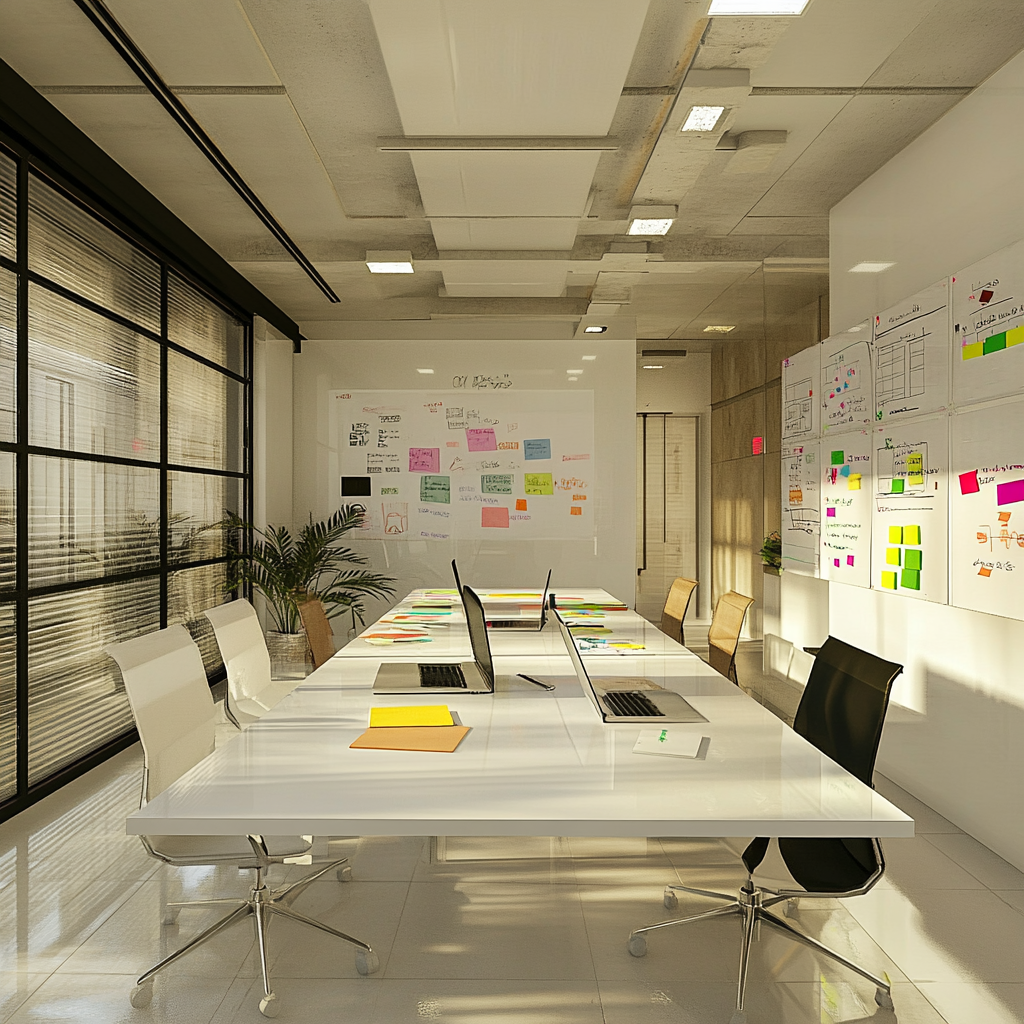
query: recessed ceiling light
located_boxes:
[366,249,414,273]
[416,368,434,374]
[849,261,896,274]
[704,325,736,333]
[681,105,725,132]
[708,0,811,14]
[584,325,607,334]
[367,261,413,274]
[581,355,597,361]
[627,205,676,236]
[567,369,584,375]
[642,365,664,370]
[567,376,579,382]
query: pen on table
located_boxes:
[517,673,557,692]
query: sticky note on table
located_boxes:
[408,448,440,473]
[523,438,551,460]
[481,506,510,528]
[905,548,923,571]
[420,475,450,503]
[515,498,527,511]
[888,526,903,544]
[524,472,554,495]
[959,470,980,495]
[466,428,497,452]
[904,525,921,545]
[886,548,901,566]
[881,571,897,590]
[370,705,453,728]
[890,478,905,494]
[831,451,845,465]
[996,479,1024,506]
[901,568,921,591]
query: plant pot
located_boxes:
[265,630,311,680]
[762,564,781,576]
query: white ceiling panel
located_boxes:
[431,219,579,251]
[441,261,568,297]
[411,151,600,217]
[369,0,650,136]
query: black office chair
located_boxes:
[627,636,903,1022]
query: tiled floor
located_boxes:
[2,671,1024,1023]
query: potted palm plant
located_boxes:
[220,506,396,674]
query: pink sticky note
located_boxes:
[959,470,980,495]
[833,558,840,567]
[997,479,1024,506]
[408,447,440,473]
[847,555,855,566]
[826,507,836,518]
[466,428,497,452]
[481,506,509,528]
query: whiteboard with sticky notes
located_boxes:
[820,323,874,435]
[819,430,873,588]
[870,414,949,604]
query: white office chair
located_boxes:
[204,599,299,726]
[106,625,377,1018]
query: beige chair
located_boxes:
[660,577,698,645]
[105,625,376,1018]
[707,590,754,685]
[298,596,336,669]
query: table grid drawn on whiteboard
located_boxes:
[330,389,594,541]
[781,345,820,442]
[781,440,820,578]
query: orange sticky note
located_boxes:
[978,566,992,577]
[570,506,582,516]
[515,499,527,511]
[999,511,1012,524]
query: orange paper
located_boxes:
[350,726,470,753]
[515,499,527,511]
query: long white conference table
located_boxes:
[127,589,913,841]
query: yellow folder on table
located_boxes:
[351,726,470,753]
[369,705,453,728]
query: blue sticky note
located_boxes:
[523,438,551,461]
[840,464,850,477]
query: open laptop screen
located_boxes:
[451,559,463,595]
[553,609,604,717]
[461,586,495,689]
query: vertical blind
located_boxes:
[0,138,252,814]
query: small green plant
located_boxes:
[760,530,782,569]
[219,507,396,633]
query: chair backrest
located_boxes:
[298,597,335,668]
[660,577,698,644]
[105,625,216,802]
[793,636,902,785]
[203,599,272,706]
[708,591,753,657]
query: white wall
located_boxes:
[288,321,637,632]
[828,50,1024,870]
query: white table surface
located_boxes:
[127,650,914,840]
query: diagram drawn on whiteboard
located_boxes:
[821,327,872,433]
[781,345,820,441]
[781,441,820,577]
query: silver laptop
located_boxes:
[373,585,495,694]
[554,610,708,724]
[451,560,552,631]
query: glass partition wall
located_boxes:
[0,136,252,819]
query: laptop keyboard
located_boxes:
[419,664,468,688]
[487,619,533,629]
[601,690,664,718]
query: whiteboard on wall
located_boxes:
[332,389,595,541]
[950,399,1024,621]
[870,415,948,604]
[781,440,820,577]
[952,238,1024,406]
[781,345,820,441]
[820,323,873,435]
[820,430,872,587]
[873,280,950,423]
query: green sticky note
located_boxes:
[890,478,905,494]
[523,472,554,496]
[881,571,897,590]
[904,525,921,545]
[886,548,901,566]
[983,332,1007,355]
[481,474,513,494]
[831,451,845,465]
[888,526,903,544]
[419,475,450,504]
[905,548,922,571]
[901,568,921,591]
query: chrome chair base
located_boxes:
[627,882,893,1017]
[132,853,377,1019]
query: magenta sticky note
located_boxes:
[826,507,836,518]
[466,428,498,452]
[833,558,840,567]
[408,447,440,473]
[847,555,855,566]
[997,479,1024,506]
[959,470,980,495]
[481,506,510,528]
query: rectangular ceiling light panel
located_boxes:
[681,105,725,132]
[370,0,651,136]
[708,0,810,14]
[430,219,580,251]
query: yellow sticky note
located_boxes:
[908,474,924,486]
[906,453,923,472]
[370,705,453,728]
[888,526,903,544]
[904,525,921,545]
[847,476,861,491]
[881,571,897,590]
[886,548,901,566]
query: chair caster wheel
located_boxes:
[337,865,352,882]
[130,981,154,1008]
[356,948,380,975]
[875,987,894,1010]
[627,933,647,958]
[259,991,279,1017]
[663,888,678,910]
